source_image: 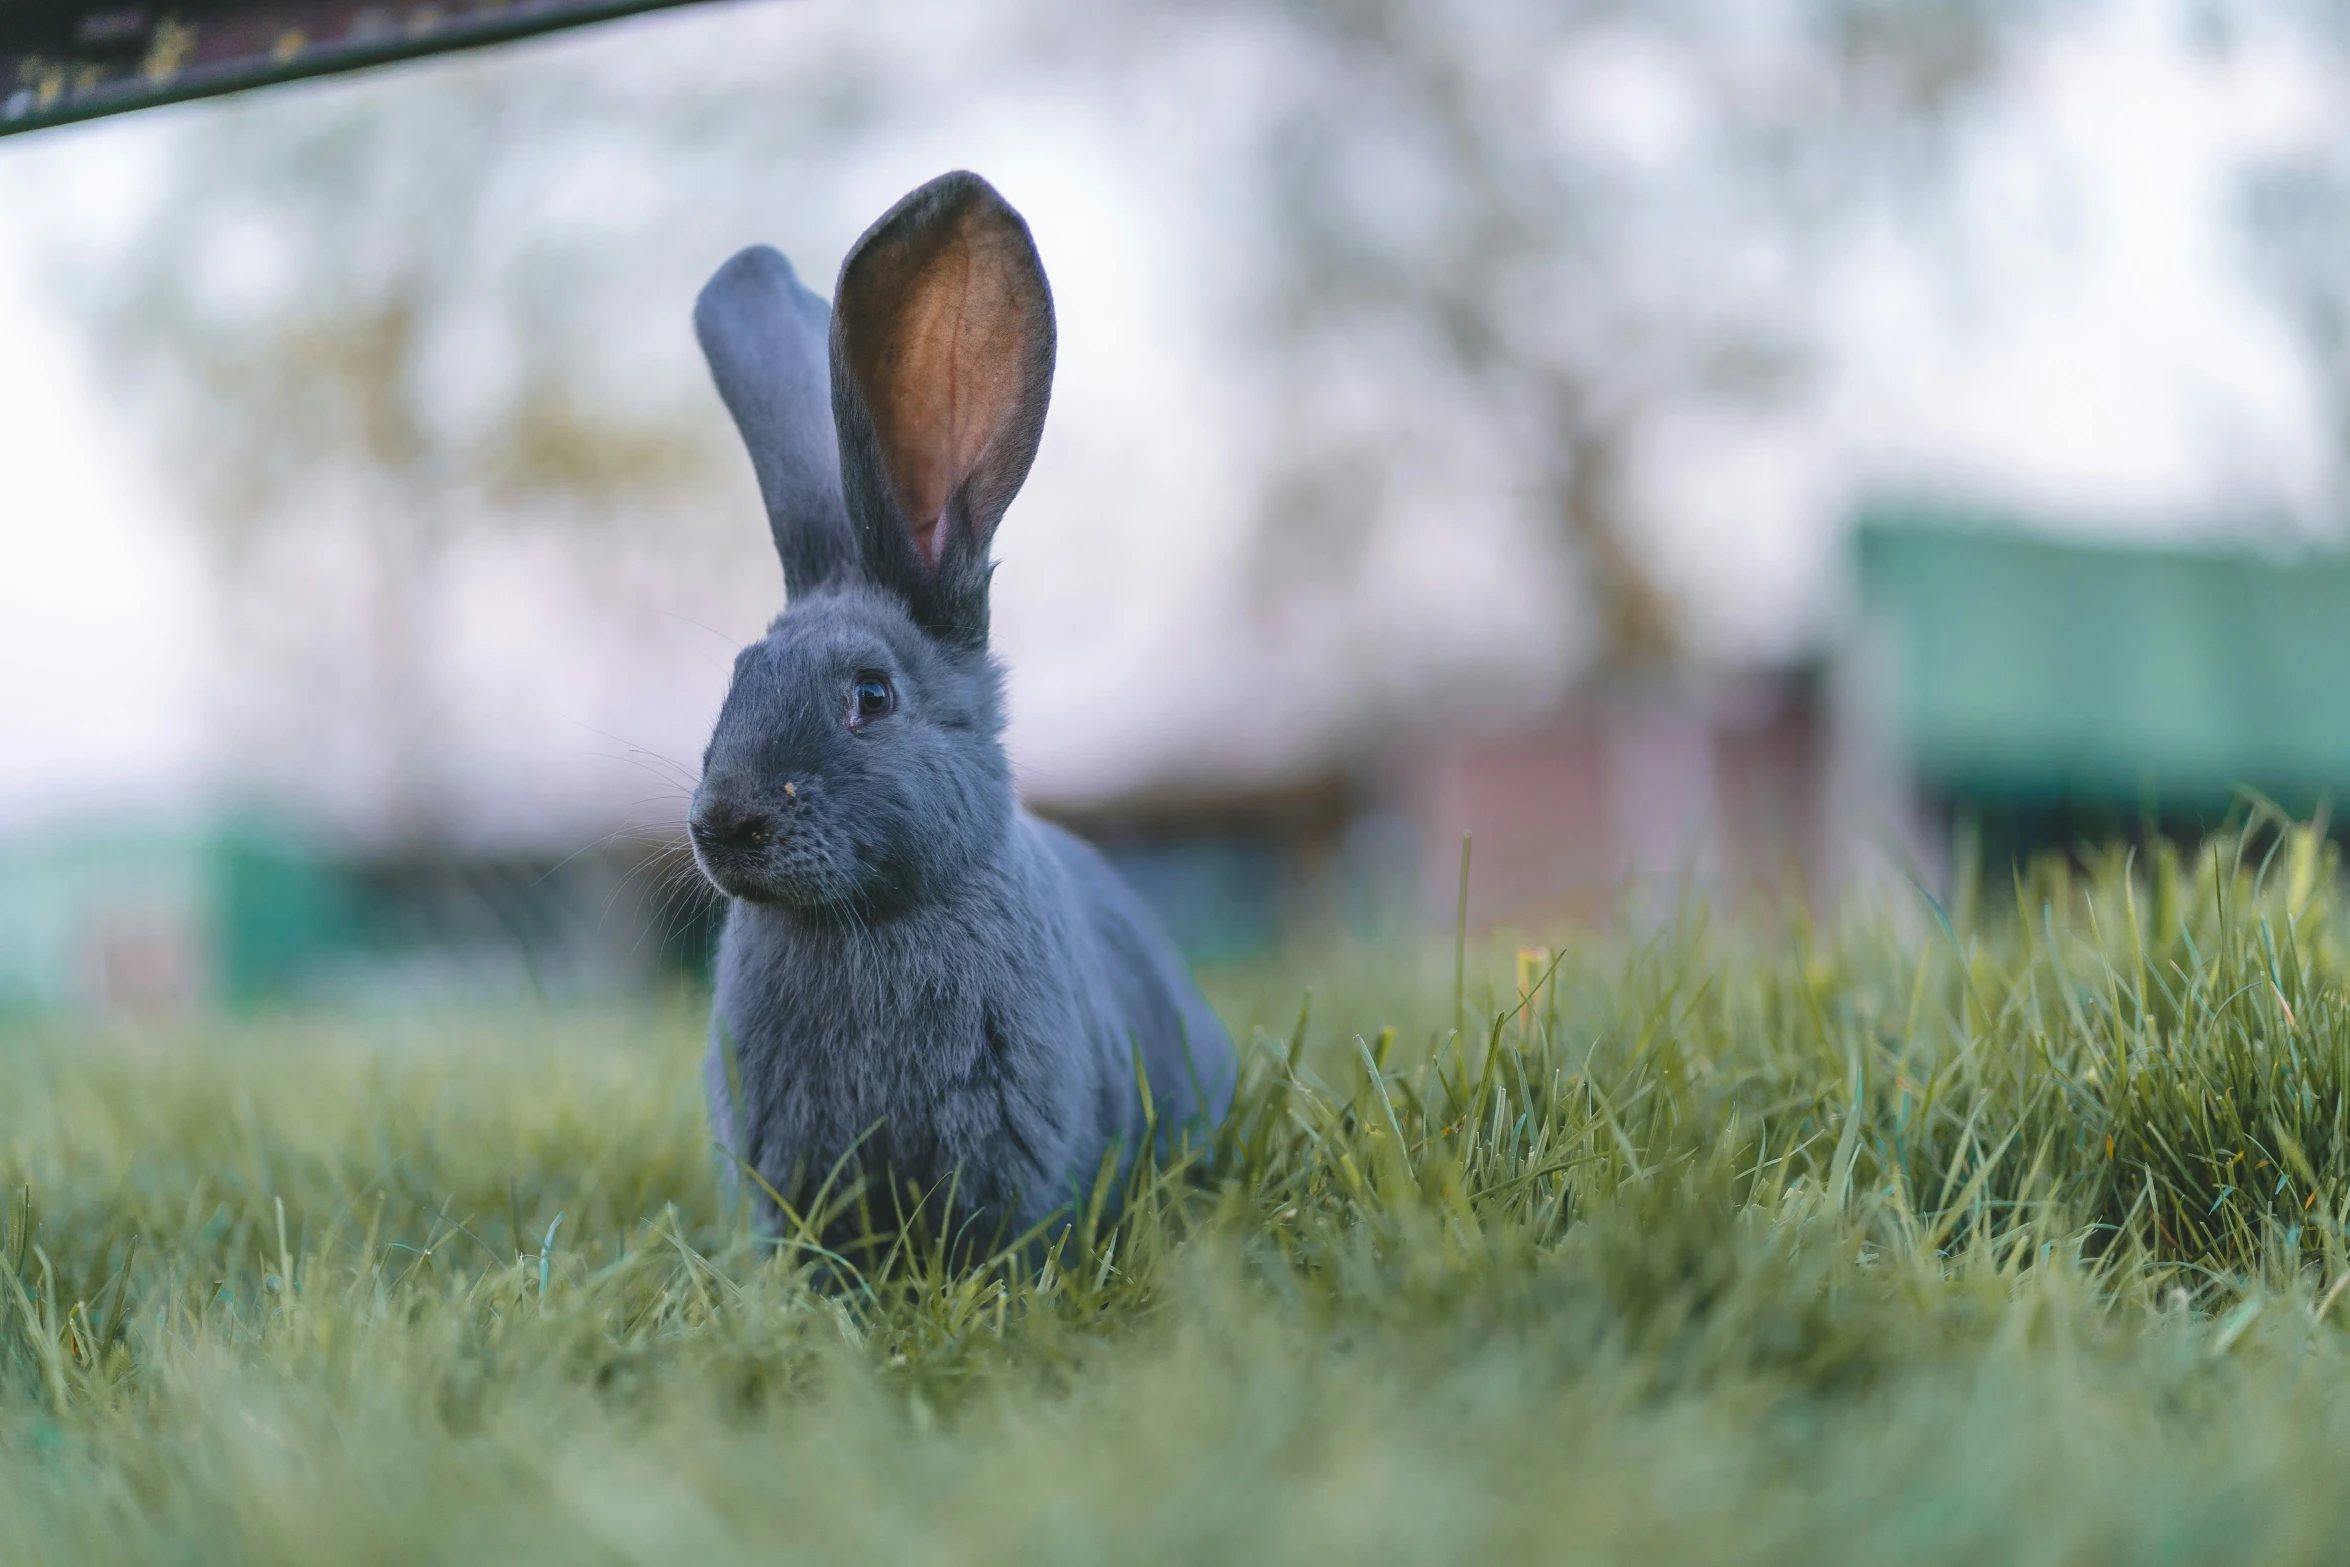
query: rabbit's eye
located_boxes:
[849,673,895,728]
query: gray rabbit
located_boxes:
[686,171,1237,1249]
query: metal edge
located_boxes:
[0,0,722,137]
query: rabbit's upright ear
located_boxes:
[695,246,858,599]
[830,172,1056,646]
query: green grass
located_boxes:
[11,823,2350,1562]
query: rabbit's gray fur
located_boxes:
[688,172,1236,1243]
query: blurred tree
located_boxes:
[1135,0,2050,672]
[2228,0,2350,534]
[102,93,659,846]
[2245,121,2350,526]
[75,32,895,848]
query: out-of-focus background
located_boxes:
[7,0,2350,1016]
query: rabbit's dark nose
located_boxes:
[690,796,777,855]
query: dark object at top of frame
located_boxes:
[2,0,713,134]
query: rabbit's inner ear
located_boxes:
[866,238,1030,566]
[835,174,1055,569]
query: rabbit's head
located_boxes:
[686,172,1055,916]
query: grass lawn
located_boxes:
[9,824,2350,1563]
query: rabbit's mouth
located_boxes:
[691,826,800,903]
[693,849,781,904]
[697,844,842,910]
[690,791,809,905]
[689,816,876,914]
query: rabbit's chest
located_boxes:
[715,910,1104,1204]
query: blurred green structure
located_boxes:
[0,821,712,1017]
[1857,513,2350,846]
[0,823,358,1016]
